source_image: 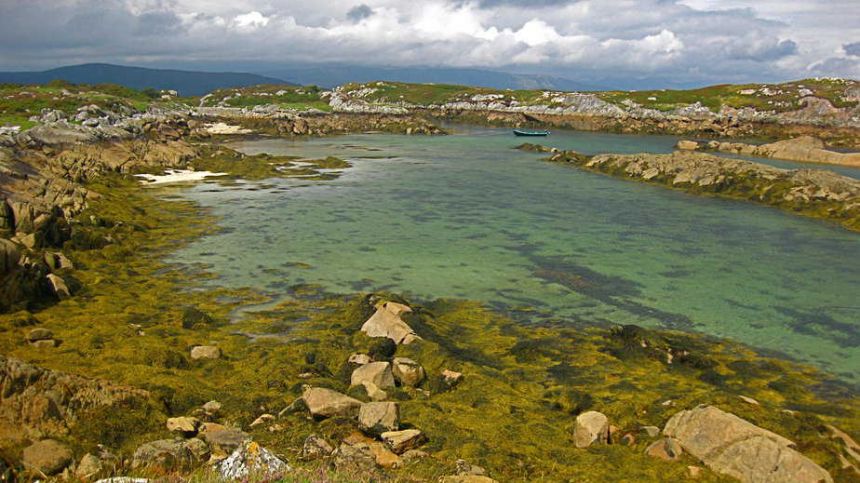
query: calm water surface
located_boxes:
[170,126,860,382]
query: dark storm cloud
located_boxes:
[346,4,374,22]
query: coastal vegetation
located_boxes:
[0,80,859,481]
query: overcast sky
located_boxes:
[0,0,857,87]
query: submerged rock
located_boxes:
[664,405,832,483]
[573,411,609,448]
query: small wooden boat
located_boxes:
[513,129,550,137]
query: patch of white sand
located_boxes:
[136,169,228,185]
[205,122,253,135]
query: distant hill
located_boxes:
[261,64,595,91]
[0,63,291,96]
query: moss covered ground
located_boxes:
[1,159,858,481]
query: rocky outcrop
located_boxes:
[545,148,860,232]
[358,402,400,436]
[663,405,832,483]
[690,136,860,167]
[360,301,420,345]
[0,355,155,448]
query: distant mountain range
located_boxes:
[260,64,595,91]
[0,63,288,96]
[0,63,598,96]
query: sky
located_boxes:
[0,0,857,87]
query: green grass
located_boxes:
[200,84,330,111]
[340,78,859,115]
[0,82,179,130]
[596,78,858,113]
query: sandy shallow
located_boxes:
[135,169,228,185]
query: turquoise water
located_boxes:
[170,126,860,383]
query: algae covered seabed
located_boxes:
[177,126,860,384]
[2,125,859,481]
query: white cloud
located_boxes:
[233,11,270,29]
[0,0,855,87]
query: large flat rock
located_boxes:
[664,405,832,483]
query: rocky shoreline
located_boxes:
[0,85,859,481]
[677,136,860,168]
[521,144,860,232]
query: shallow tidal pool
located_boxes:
[169,125,860,384]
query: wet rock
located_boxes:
[190,345,221,360]
[442,369,463,387]
[361,381,389,401]
[200,428,250,458]
[645,437,683,461]
[332,441,378,472]
[132,438,209,471]
[301,434,334,460]
[215,441,290,479]
[249,413,275,428]
[573,411,609,448]
[349,353,371,365]
[166,416,200,435]
[45,273,71,300]
[401,449,429,462]
[361,301,420,344]
[26,327,53,343]
[202,400,222,416]
[381,429,426,454]
[392,357,425,387]
[74,453,104,480]
[641,425,661,438]
[664,405,833,483]
[440,476,498,483]
[358,401,400,436]
[302,387,362,419]
[0,239,21,275]
[22,439,73,476]
[351,361,396,389]
[676,140,700,151]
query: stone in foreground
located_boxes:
[190,345,221,360]
[22,439,73,476]
[351,361,396,389]
[573,411,609,448]
[645,437,683,461]
[359,401,400,435]
[216,441,290,479]
[664,405,832,483]
[392,357,426,387]
[360,301,420,344]
[132,438,209,471]
[381,429,426,454]
[302,387,362,419]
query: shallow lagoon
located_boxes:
[170,126,860,383]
